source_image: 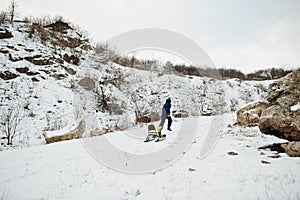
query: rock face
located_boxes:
[259,68,300,141]
[237,68,300,142]
[0,28,13,39]
[44,21,73,33]
[0,71,19,80]
[16,67,30,73]
[282,141,300,157]
[25,56,54,65]
[236,101,269,126]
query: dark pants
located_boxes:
[167,116,172,129]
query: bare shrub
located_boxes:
[28,23,49,42]
[114,56,131,67]
[24,15,64,26]
[69,77,77,89]
[94,42,119,64]
[0,104,22,145]
[94,67,129,113]
[45,114,65,131]
[95,82,112,113]
[103,67,129,89]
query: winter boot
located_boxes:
[156,125,163,137]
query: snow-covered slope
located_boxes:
[0,114,299,200]
[1,21,299,200]
[0,22,272,149]
[0,22,89,147]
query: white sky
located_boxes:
[1,0,299,73]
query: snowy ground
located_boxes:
[0,113,299,200]
[1,22,299,199]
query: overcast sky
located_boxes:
[1,0,299,73]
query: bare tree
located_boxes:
[7,0,19,24]
[0,104,22,145]
[0,11,8,25]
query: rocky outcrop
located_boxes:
[16,67,29,73]
[259,142,300,157]
[43,120,86,144]
[259,105,300,140]
[236,101,269,126]
[64,67,76,75]
[237,69,300,142]
[43,128,78,144]
[44,21,73,33]
[90,127,111,137]
[259,68,300,141]
[236,69,300,157]
[282,141,300,157]
[63,54,80,65]
[25,55,54,65]
[0,71,19,80]
[52,73,67,80]
[0,28,13,39]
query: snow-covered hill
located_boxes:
[0,21,90,147]
[0,22,272,149]
[1,21,299,200]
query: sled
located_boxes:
[144,124,158,142]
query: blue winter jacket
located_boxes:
[162,98,171,118]
[163,102,171,115]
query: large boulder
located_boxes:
[43,128,78,144]
[259,105,300,140]
[258,68,300,141]
[43,120,86,144]
[236,101,269,126]
[78,77,95,91]
[282,141,300,157]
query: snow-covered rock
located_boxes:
[291,102,300,112]
[236,100,269,125]
[259,68,300,141]
[43,119,85,144]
